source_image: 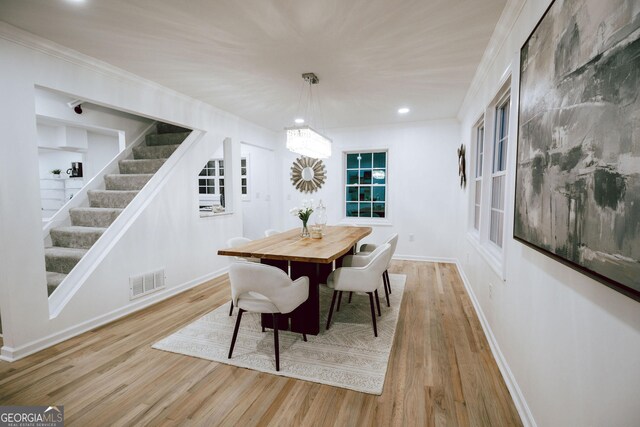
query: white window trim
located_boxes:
[240,155,250,202]
[469,116,485,239]
[342,149,392,225]
[467,75,514,281]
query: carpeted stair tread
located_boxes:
[45,247,88,274]
[105,174,153,191]
[50,226,106,249]
[119,159,166,174]
[70,207,123,227]
[145,132,190,146]
[156,123,190,134]
[88,190,138,208]
[133,144,180,160]
[47,272,67,295]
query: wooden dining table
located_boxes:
[218,225,372,335]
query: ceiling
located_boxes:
[0,0,507,131]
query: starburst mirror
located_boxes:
[290,156,326,193]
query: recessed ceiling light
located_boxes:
[398,107,410,114]
[294,118,305,124]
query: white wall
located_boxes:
[85,132,119,179]
[0,24,277,358]
[35,87,153,146]
[277,120,461,260]
[455,1,640,426]
[241,143,278,240]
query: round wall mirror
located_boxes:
[291,156,326,193]
[301,166,315,181]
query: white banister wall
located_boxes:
[454,1,640,426]
[0,23,277,360]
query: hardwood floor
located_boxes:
[0,261,522,426]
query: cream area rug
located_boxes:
[153,274,406,395]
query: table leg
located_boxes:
[290,261,323,335]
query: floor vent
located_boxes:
[130,269,165,300]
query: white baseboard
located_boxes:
[0,267,228,362]
[454,261,536,427]
[392,254,457,263]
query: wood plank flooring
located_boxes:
[0,261,522,426]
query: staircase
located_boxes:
[45,123,191,295]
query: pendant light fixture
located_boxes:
[285,72,332,159]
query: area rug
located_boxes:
[152,274,406,395]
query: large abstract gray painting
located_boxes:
[515,0,640,300]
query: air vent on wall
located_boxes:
[130,268,165,300]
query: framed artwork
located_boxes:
[514,0,640,301]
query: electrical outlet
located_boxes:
[489,283,494,299]
[408,233,415,242]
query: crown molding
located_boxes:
[457,0,527,122]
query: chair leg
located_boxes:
[228,308,244,359]
[336,291,343,312]
[374,289,381,317]
[326,290,338,330]
[273,313,280,371]
[383,274,391,307]
[228,300,234,316]
[348,291,353,303]
[385,270,391,294]
[302,333,307,342]
[368,292,378,337]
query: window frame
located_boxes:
[466,76,513,280]
[488,94,510,250]
[342,149,391,224]
[198,159,224,196]
[472,117,485,234]
[240,156,249,201]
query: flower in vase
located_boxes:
[290,202,313,223]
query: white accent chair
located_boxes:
[228,262,309,371]
[325,243,392,337]
[264,229,280,237]
[226,237,260,316]
[357,233,398,299]
[341,241,395,309]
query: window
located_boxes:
[241,158,248,197]
[474,121,484,230]
[198,160,218,195]
[489,96,510,247]
[199,159,225,211]
[345,151,387,218]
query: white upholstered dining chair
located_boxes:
[226,237,260,316]
[325,243,391,337]
[357,233,398,299]
[228,261,309,371]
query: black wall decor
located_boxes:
[457,144,466,189]
[514,0,640,301]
